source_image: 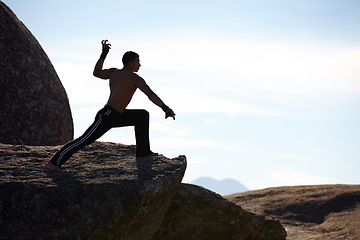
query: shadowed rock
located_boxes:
[0,142,187,240]
[153,184,287,240]
[0,2,73,145]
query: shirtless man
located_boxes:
[43,40,175,172]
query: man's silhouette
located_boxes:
[44,40,175,172]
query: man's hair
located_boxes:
[122,51,139,66]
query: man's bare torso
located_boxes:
[106,69,139,113]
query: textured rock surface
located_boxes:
[226,185,360,240]
[0,142,187,240]
[0,2,73,145]
[153,184,287,240]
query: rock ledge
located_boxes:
[0,142,186,240]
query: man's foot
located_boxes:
[43,161,63,172]
[149,151,159,156]
[136,151,159,157]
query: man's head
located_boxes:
[122,51,140,72]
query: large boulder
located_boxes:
[153,184,287,240]
[0,142,187,240]
[0,2,73,146]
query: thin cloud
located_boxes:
[152,137,216,149]
[151,122,191,137]
[270,170,337,186]
[117,34,360,96]
[144,87,289,117]
[151,135,249,154]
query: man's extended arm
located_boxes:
[93,40,116,79]
[136,77,176,120]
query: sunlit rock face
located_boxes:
[0,2,73,145]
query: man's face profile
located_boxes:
[129,57,140,72]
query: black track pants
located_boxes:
[50,105,151,167]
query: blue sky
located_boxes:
[4,0,360,190]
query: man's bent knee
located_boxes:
[138,109,149,119]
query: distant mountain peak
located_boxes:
[190,177,248,196]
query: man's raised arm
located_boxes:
[93,40,116,79]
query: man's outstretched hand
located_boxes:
[161,104,175,120]
[100,40,111,60]
[165,109,176,120]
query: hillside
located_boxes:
[226,184,360,240]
